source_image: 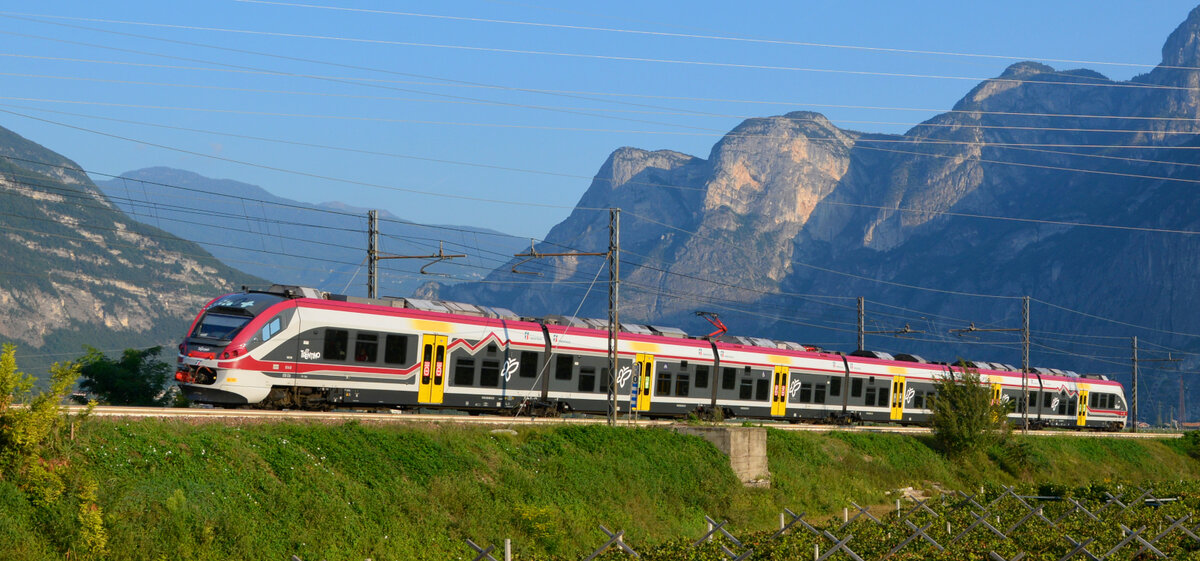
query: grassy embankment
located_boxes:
[2,419,1197,560]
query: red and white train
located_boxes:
[175,285,1127,430]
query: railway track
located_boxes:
[73,406,1179,438]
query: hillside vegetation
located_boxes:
[1,419,1198,560]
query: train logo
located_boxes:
[905,388,915,403]
[300,349,320,360]
[788,378,802,398]
[616,366,632,389]
[501,358,520,382]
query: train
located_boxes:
[174,285,1127,430]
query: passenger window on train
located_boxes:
[480,360,500,387]
[851,378,863,398]
[864,387,876,406]
[487,344,498,355]
[694,365,709,389]
[578,367,596,392]
[722,368,737,390]
[829,377,841,397]
[738,378,753,400]
[877,387,890,407]
[323,329,349,361]
[755,378,769,401]
[453,358,475,386]
[555,355,574,380]
[384,334,409,365]
[675,373,690,397]
[656,372,673,396]
[913,391,925,409]
[519,351,538,378]
[814,384,826,404]
[354,332,378,363]
[799,383,812,403]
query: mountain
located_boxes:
[96,168,529,299]
[0,130,261,376]
[435,7,1200,423]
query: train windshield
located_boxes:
[191,313,252,340]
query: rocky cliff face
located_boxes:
[441,5,1200,376]
[0,129,258,374]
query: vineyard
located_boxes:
[470,481,1200,560]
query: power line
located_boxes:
[237,0,1198,72]
[0,108,603,210]
[1035,299,1200,340]
[12,72,1200,140]
[8,12,1197,94]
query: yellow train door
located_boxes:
[890,376,906,420]
[633,353,654,412]
[771,365,790,416]
[1077,387,1089,427]
[418,334,448,404]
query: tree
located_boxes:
[76,346,171,406]
[928,362,1012,457]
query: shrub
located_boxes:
[929,362,1012,458]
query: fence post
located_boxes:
[504,539,511,561]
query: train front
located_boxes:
[175,291,291,406]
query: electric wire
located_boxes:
[7,12,1197,94]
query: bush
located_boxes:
[929,362,1012,458]
[76,346,171,406]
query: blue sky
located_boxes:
[0,1,1196,238]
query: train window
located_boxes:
[877,387,890,407]
[799,383,811,403]
[453,358,475,386]
[864,387,876,406]
[323,329,349,361]
[681,360,689,369]
[675,373,690,397]
[354,332,378,363]
[656,372,673,396]
[480,360,500,387]
[260,317,282,342]
[722,368,737,390]
[755,378,770,401]
[600,368,611,392]
[555,355,574,380]
[694,365,710,389]
[829,377,841,397]
[814,384,826,404]
[1043,393,1054,408]
[519,351,538,378]
[578,367,596,392]
[868,376,875,385]
[913,391,924,409]
[384,335,409,365]
[487,344,498,355]
[851,378,863,398]
[739,378,753,400]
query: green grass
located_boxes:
[3,420,1198,560]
